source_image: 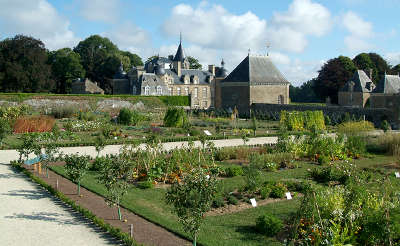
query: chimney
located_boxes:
[208,65,215,76]
[175,61,181,77]
[369,68,373,80]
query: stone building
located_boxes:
[338,70,400,109]
[338,70,375,107]
[111,38,227,109]
[218,54,290,111]
[71,78,104,94]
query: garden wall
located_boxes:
[251,103,397,129]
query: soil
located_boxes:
[24,164,191,246]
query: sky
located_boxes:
[0,0,400,86]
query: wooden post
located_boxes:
[38,162,42,175]
[34,163,37,172]
[130,224,133,238]
[56,179,59,190]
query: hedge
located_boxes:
[10,162,139,246]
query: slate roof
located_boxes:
[165,69,212,85]
[222,55,289,84]
[141,73,164,86]
[173,42,185,62]
[340,70,374,93]
[373,74,400,94]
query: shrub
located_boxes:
[0,118,11,144]
[212,195,225,208]
[78,111,96,121]
[214,148,235,161]
[90,156,111,171]
[137,180,154,189]
[225,166,243,177]
[243,165,262,193]
[260,186,272,199]
[317,155,330,165]
[189,128,201,136]
[0,104,30,120]
[159,96,190,106]
[50,105,77,119]
[345,135,366,157]
[381,120,391,132]
[118,108,142,126]
[255,213,283,236]
[270,183,287,198]
[13,116,55,133]
[280,110,325,131]
[337,121,374,136]
[227,195,239,205]
[163,107,189,128]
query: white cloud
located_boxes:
[385,52,400,66]
[0,0,79,50]
[103,22,153,59]
[281,59,325,86]
[80,0,121,23]
[341,11,374,52]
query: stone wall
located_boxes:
[338,92,370,107]
[220,82,250,111]
[250,84,289,104]
[251,103,397,129]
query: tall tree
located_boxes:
[290,79,323,103]
[73,35,118,93]
[392,64,400,75]
[187,56,202,70]
[353,53,391,84]
[48,48,85,94]
[313,56,356,104]
[0,35,54,92]
[119,50,143,67]
[368,53,391,82]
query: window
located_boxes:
[168,87,172,95]
[177,88,181,96]
[278,95,284,104]
[144,86,150,95]
[202,88,207,98]
[185,87,189,95]
[156,86,162,95]
[203,101,208,108]
[194,87,198,98]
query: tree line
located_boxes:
[290,53,400,104]
[0,34,143,94]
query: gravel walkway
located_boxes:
[0,163,120,246]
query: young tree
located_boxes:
[16,133,39,163]
[42,142,60,178]
[97,155,132,220]
[94,134,106,157]
[251,111,258,137]
[64,154,90,195]
[165,168,218,246]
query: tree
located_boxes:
[119,50,143,67]
[97,155,132,220]
[251,111,258,137]
[73,35,119,93]
[48,48,85,94]
[146,55,158,64]
[353,53,391,84]
[290,79,323,103]
[42,142,60,178]
[392,64,400,75]
[64,154,90,195]
[0,35,54,92]
[0,118,11,146]
[187,56,202,70]
[165,167,218,246]
[313,56,356,104]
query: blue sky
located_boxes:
[1,0,400,86]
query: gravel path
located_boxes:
[0,163,120,246]
[0,136,278,164]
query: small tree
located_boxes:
[164,107,189,128]
[16,133,39,163]
[0,118,11,146]
[94,134,106,157]
[251,111,258,137]
[241,129,250,145]
[42,142,59,178]
[165,168,218,246]
[97,155,132,220]
[64,154,90,195]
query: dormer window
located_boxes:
[191,75,199,84]
[183,75,190,84]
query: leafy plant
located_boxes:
[163,107,189,128]
[165,167,219,246]
[224,166,243,177]
[270,183,287,198]
[137,180,154,189]
[0,118,11,145]
[255,213,283,236]
[64,154,90,195]
[118,108,143,126]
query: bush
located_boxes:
[0,118,11,144]
[227,195,239,205]
[280,110,325,131]
[90,156,111,171]
[337,121,374,136]
[50,105,77,119]
[270,183,287,198]
[243,165,262,193]
[159,96,190,106]
[214,148,235,161]
[118,108,142,126]
[78,111,96,121]
[225,166,243,177]
[381,120,391,132]
[255,213,283,236]
[212,195,225,208]
[13,116,55,133]
[137,180,154,189]
[189,128,201,136]
[260,186,272,199]
[317,155,330,165]
[163,107,189,128]
[345,135,366,157]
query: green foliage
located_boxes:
[64,154,90,195]
[224,166,244,177]
[270,183,287,198]
[16,133,39,162]
[0,104,30,119]
[381,120,390,132]
[337,120,375,136]
[289,79,323,103]
[163,107,189,128]
[118,108,143,126]
[345,135,367,157]
[255,213,283,236]
[0,35,54,92]
[159,96,190,106]
[187,56,202,70]
[78,111,96,121]
[309,161,356,184]
[317,155,330,165]
[243,163,262,193]
[94,134,106,156]
[260,186,272,199]
[0,118,11,144]
[280,110,325,131]
[165,167,219,245]
[97,155,132,220]
[227,195,238,205]
[212,195,225,208]
[50,105,77,119]
[137,180,154,189]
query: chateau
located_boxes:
[107,38,290,110]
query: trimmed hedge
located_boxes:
[10,162,139,246]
